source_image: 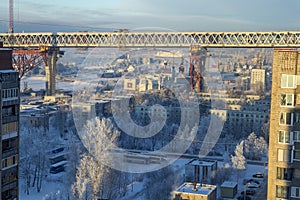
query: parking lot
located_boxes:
[240,175,267,200]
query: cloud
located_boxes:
[2,0,299,32]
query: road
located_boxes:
[253,176,267,200]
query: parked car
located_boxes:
[247,182,260,188]
[252,172,264,178]
[243,179,260,185]
[241,189,256,196]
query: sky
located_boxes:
[0,0,299,33]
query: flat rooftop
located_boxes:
[87,100,110,104]
[221,181,237,188]
[175,182,216,196]
[187,158,217,167]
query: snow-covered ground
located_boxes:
[19,157,266,200]
[19,174,65,200]
[21,76,75,91]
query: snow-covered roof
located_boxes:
[221,181,237,188]
[101,97,121,101]
[187,158,217,167]
[87,100,110,104]
[176,182,216,195]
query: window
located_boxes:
[281,94,295,107]
[276,185,290,199]
[294,169,300,179]
[2,107,13,116]
[297,94,300,105]
[293,131,300,142]
[127,83,133,88]
[295,113,300,124]
[277,167,292,180]
[291,187,300,198]
[281,74,296,88]
[280,112,293,125]
[2,159,7,168]
[294,149,300,160]
[278,149,291,162]
[2,139,12,150]
[278,131,290,144]
[297,75,300,85]
[12,156,16,165]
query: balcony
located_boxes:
[2,99,19,107]
[2,131,18,140]
[2,148,18,159]
[2,116,18,124]
[1,180,17,192]
[2,82,19,89]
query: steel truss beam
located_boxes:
[1,31,300,48]
[12,49,46,78]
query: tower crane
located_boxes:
[8,0,13,33]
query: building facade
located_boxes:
[268,49,300,199]
[0,49,20,200]
[185,159,217,185]
[250,68,266,93]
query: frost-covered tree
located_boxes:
[244,132,257,160]
[64,132,82,199]
[253,136,268,160]
[31,128,52,193]
[20,126,52,193]
[244,132,268,160]
[72,117,126,200]
[20,127,33,195]
[72,153,107,199]
[232,141,246,170]
[231,141,246,182]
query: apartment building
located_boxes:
[250,68,266,93]
[0,49,20,200]
[268,49,300,199]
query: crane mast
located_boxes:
[8,0,13,33]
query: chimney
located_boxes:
[192,182,197,191]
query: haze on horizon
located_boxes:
[0,0,299,33]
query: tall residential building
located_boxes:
[0,49,20,200]
[250,68,265,93]
[268,49,300,199]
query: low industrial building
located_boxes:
[185,159,217,185]
[173,182,216,200]
[220,181,238,198]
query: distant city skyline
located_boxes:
[0,0,299,32]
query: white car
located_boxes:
[247,182,260,188]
